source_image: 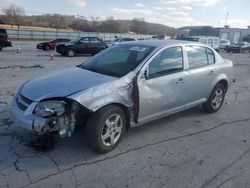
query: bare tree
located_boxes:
[89,16,100,32]
[130,18,147,34]
[2,4,25,29]
[48,14,67,30]
[99,17,121,33]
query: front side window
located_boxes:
[80,38,89,43]
[200,39,206,44]
[148,46,183,78]
[186,46,215,69]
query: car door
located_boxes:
[137,46,190,122]
[184,45,217,102]
[76,37,90,54]
[89,37,102,54]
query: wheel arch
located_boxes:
[94,103,131,130]
[217,79,228,92]
[212,73,230,94]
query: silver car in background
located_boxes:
[108,37,137,47]
[11,40,234,153]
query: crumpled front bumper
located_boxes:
[11,95,48,133]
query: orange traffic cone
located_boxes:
[50,51,55,61]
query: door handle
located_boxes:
[208,70,215,76]
[176,78,186,84]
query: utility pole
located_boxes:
[77,14,80,37]
[224,11,229,27]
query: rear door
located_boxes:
[88,37,103,54]
[184,45,217,101]
[76,37,90,54]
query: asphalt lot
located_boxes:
[0,41,250,188]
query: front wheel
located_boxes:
[86,105,126,153]
[44,45,51,51]
[202,83,226,113]
[66,49,75,57]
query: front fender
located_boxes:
[67,72,136,112]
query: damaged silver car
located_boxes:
[11,40,234,153]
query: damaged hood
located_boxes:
[20,67,117,101]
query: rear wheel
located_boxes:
[86,105,126,153]
[202,83,226,113]
[66,49,75,57]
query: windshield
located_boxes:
[78,44,155,77]
[70,37,80,43]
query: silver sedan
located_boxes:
[11,40,234,153]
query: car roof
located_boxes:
[121,39,204,48]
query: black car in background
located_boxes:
[56,37,108,57]
[36,38,70,51]
[227,42,250,53]
[0,28,12,51]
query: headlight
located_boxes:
[34,101,66,117]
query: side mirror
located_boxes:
[141,69,148,80]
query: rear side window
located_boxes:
[199,39,206,44]
[80,38,89,43]
[186,46,215,69]
[208,39,213,45]
[214,39,219,45]
[90,37,101,43]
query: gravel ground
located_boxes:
[0,41,250,188]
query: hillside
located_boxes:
[0,14,177,36]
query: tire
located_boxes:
[202,83,226,113]
[66,49,75,57]
[44,45,51,51]
[86,105,126,153]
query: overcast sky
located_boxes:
[1,0,249,28]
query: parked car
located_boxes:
[56,37,107,57]
[108,37,137,47]
[227,41,250,53]
[219,39,230,50]
[36,38,71,51]
[0,28,12,51]
[11,40,234,153]
[178,36,220,52]
[152,35,168,40]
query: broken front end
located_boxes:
[11,92,91,137]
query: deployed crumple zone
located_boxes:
[11,40,234,153]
